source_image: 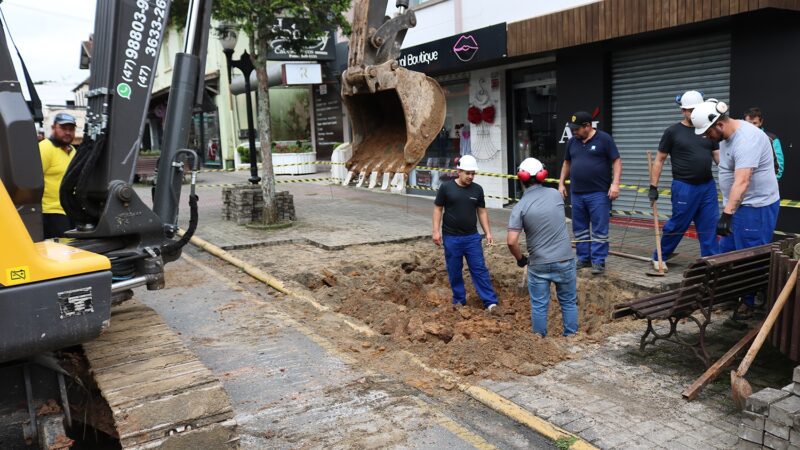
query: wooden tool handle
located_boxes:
[736,260,799,376]
[647,152,664,272]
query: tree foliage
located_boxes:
[167,0,352,223]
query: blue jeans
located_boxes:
[653,179,719,260]
[571,191,610,264]
[443,233,498,308]
[720,200,780,306]
[528,259,578,337]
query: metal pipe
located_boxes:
[183,0,202,54]
[111,276,149,293]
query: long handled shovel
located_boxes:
[731,260,799,410]
[646,152,665,277]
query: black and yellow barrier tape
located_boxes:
[195,160,800,209]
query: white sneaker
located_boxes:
[486,304,498,314]
[652,260,668,272]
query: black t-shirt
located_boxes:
[658,122,718,184]
[434,180,485,236]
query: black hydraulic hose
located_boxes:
[161,192,198,255]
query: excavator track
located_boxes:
[82,300,237,449]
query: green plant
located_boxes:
[272,141,313,154]
[139,149,161,156]
[555,436,577,450]
[237,145,261,163]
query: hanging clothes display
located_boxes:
[459,124,471,156]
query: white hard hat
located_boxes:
[518,157,543,176]
[677,90,704,109]
[691,100,729,135]
[457,155,479,171]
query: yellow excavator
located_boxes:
[0,0,443,448]
[0,0,236,448]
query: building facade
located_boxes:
[398,0,800,232]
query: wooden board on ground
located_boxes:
[83,300,237,449]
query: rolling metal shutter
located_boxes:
[611,34,730,216]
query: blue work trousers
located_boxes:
[442,233,498,308]
[653,179,720,260]
[528,259,578,337]
[720,200,780,253]
[720,200,780,306]
[571,191,610,265]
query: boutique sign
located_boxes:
[397,23,506,74]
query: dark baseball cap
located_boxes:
[53,112,77,125]
[568,111,593,129]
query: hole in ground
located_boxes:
[306,244,649,379]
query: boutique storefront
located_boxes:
[397,23,510,208]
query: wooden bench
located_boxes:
[134,155,191,183]
[134,156,160,183]
[613,244,772,367]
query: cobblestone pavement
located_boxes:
[134,249,554,449]
[482,318,792,449]
[132,170,796,449]
[141,169,699,292]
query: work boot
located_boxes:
[576,260,591,270]
[591,263,605,275]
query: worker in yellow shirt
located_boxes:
[40,112,77,238]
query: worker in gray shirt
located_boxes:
[507,158,578,337]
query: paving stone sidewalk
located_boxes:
[145,169,701,292]
[134,171,797,448]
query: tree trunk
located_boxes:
[253,38,278,224]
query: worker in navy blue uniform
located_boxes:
[649,90,720,271]
[558,111,622,275]
[432,155,499,312]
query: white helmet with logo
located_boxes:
[677,90,704,109]
[457,155,479,171]
[691,100,729,135]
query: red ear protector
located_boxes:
[517,165,548,183]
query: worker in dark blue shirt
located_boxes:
[558,111,622,275]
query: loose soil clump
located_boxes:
[239,241,649,379]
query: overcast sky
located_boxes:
[1,0,95,105]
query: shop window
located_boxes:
[409,80,469,194]
[510,67,557,199]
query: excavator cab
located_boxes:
[341,0,445,191]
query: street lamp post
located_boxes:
[218,25,260,185]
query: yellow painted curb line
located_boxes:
[183,230,596,449]
[401,351,597,450]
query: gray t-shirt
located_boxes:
[508,185,574,265]
[718,120,780,207]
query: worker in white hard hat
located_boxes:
[691,100,780,311]
[648,90,721,273]
[507,158,577,337]
[432,154,499,313]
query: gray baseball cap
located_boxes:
[53,112,77,125]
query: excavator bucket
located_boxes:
[340,0,445,191]
[342,65,445,190]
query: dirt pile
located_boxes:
[269,241,649,379]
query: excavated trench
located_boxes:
[245,241,650,380]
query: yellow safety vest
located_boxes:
[39,139,75,215]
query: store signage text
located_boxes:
[398,50,439,67]
[397,23,506,74]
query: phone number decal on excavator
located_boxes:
[118,0,168,100]
[5,266,29,286]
